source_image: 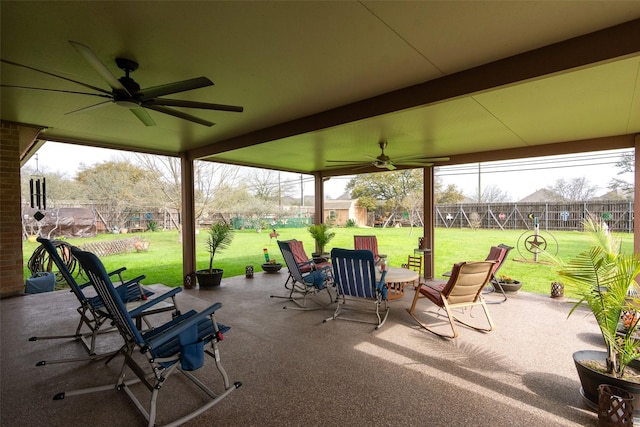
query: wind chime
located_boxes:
[30,154,46,222]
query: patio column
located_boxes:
[0,122,24,297]
[313,173,324,253]
[423,167,435,280]
[635,136,640,257]
[181,154,196,288]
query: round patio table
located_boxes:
[376,267,419,300]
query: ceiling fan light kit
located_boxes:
[1,41,243,127]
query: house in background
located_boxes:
[517,189,565,203]
[323,199,367,227]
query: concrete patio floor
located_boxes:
[0,270,605,426]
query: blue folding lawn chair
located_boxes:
[30,237,181,366]
[54,246,241,427]
[324,248,389,330]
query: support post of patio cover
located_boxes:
[313,173,325,254]
[181,154,196,288]
[635,136,640,258]
[423,167,435,280]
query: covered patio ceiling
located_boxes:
[2,2,640,176]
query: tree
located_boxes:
[608,151,634,198]
[20,166,82,207]
[75,160,162,230]
[346,169,465,210]
[548,177,597,201]
[472,184,511,203]
[247,169,295,202]
[436,183,465,204]
[346,170,422,211]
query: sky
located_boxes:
[23,141,633,202]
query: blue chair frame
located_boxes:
[324,248,389,330]
[55,246,241,427]
[31,237,181,366]
[272,240,334,310]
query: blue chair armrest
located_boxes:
[144,302,222,350]
[128,287,182,317]
[377,270,388,300]
[117,275,154,300]
[80,266,128,289]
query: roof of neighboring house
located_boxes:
[324,199,359,210]
[589,189,634,201]
[517,189,564,203]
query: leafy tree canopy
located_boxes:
[346,169,464,209]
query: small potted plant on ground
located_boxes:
[196,221,234,288]
[495,274,522,292]
[557,217,640,416]
[307,223,335,259]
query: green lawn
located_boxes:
[22,226,634,297]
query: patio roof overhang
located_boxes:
[2,2,640,285]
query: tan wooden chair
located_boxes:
[408,261,496,338]
[406,255,423,289]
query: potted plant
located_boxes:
[307,223,335,258]
[557,217,640,415]
[495,274,522,292]
[196,221,234,288]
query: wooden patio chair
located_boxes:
[408,261,496,338]
[406,255,423,289]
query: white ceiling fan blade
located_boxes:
[69,40,130,95]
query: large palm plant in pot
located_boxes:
[196,221,234,288]
[307,223,335,257]
[558,217,640,413]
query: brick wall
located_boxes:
[0,121,25,297]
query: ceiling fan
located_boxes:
[0,40,243,127]
[326,140,449,171]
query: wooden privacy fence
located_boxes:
[435,201,634,232]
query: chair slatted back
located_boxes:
[407,255,422,274]
[71,247,145,346]
[331,248,378,299]
[353,235,379,260]
[443,261,495,304]
[278,240,307,283]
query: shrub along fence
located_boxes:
[435,201,634,232]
